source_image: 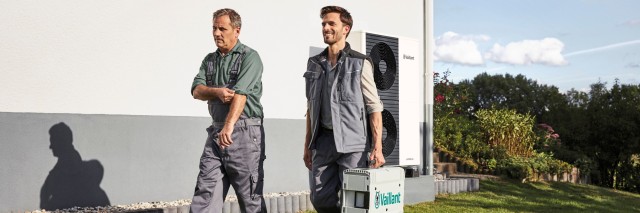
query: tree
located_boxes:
[438,71,640,191]
[556,80,640,190]
[461,73,565,122]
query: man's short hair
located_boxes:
[213,8,242,29]
[320,6,353,37]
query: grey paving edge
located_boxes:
[434,178,480,195]
[115,178,480,213]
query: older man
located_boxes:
[190,8,266,213]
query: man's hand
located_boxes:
[218,88,235,103]
[303,109,313,171]
[303,148,312,171]
[217,93,245,149]
[217,124,234,149]
[369,146,386,168]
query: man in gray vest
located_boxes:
[303,5,386,213]
[190,8,266,213]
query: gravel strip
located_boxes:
[28,191,310,213]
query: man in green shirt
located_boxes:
[189,8,266,213]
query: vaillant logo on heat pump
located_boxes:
[402,54,414,60]
[374,191,402,209]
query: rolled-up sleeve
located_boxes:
[361,60,383,114]
[191,55,209,95]
[232,50,263,96]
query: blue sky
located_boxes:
[434,0,640,93]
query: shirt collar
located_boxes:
[319,42,352,63]
[216,40,243,56]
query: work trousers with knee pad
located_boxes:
[190,119,266,213]
[310,128,367,213]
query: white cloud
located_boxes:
[434,31,487,66]
[484,38,568,66]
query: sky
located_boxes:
[434,0,640,93]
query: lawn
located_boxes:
[405,179,640,213]
[305,179,640,213]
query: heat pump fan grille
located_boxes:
[369,42,397,91]
[366,33,400,165]
[381,109,397,157]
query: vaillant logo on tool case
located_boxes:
[374,191,402,209]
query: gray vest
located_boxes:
[304,43,371,153]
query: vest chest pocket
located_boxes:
[339,70,362,102]
[303,71,321,100]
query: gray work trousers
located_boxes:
[310,128,367,213]
[190,120,266,213]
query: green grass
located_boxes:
[405,179,640,213]
[305,179,640,213]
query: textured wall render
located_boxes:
[0,112,307,211]
[0,0,423,119]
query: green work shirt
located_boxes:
[191,41,264,118]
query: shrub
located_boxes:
[476,108,536,158]
[433,69,486,163]
[531,152,551,174]
[498,156,533,180]
[434,115,484,160]
[573,156,594,175]
[496,152,573,181]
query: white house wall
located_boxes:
[0,0,425,211]
[0,0,424,119]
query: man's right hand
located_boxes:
[303,148,312,171]
[218,88,235,103]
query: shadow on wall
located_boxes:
[40,122,110,210]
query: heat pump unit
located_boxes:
[347,31,421,166]
[342,167,405,213]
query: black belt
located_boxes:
[321,126,333,132]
